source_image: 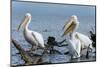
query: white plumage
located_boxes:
[62,15,93,58]
[76,32,92,48]
[17,13,45,50]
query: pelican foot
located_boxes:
[28,49,34,53]
[28,47,36,52]
[72,55,80,59]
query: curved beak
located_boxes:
[62,17,77,37]
[17,14,30,32]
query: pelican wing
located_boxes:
[76,32,92,49]
[67,40,79,57]
[32,31,45,48]
[62,21,76,36]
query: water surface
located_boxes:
[11,1,96,65]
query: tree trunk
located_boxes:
[11,38,42,66]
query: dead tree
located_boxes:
[11,38,42,66]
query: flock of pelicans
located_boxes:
[17,13,93,59]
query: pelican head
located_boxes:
[71,15,78,21]
[17,13,32,31]
[62,15,79,37]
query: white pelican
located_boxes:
[17,13,45,51]
[62,15,93,58]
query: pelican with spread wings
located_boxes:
[17,13,45,51]
[62,15,93,58]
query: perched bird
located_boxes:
[62,15,93,58]
[17,13,45,51]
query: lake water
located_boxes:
[11,1,96,65]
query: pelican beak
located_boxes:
[62,16,77,37]
[63,18,73,31]
[17,14,30,31]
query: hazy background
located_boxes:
[11,1,96,65]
